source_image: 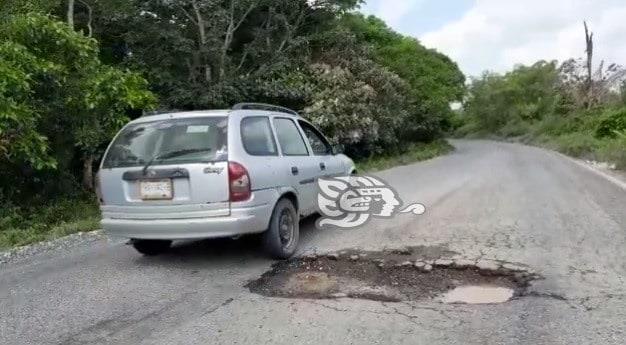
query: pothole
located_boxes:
[247,247,540,304]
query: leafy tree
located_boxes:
[596,108,626,138]
[0,14,155,201]
[2,1,466,202]
[464,61,561,133]
[0,42,56,170]
[88,0,425,156]
[341,14,466,138]
[0,0,58,22]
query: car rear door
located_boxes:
[272,117,318,215]
[297,120,344,177]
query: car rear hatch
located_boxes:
[98,116,231,220]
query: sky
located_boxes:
[360,0,626,77]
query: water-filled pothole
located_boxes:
[439,286,515,304]
[247,247,539,303]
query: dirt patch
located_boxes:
[247,247,539,303]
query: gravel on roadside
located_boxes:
[0,230,109,266]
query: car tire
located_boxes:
[263,198,299,259]
[132,240,172,256]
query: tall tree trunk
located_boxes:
[82,154,94,190]
[191,0,211,83]
[219,1,256,80]
[67,0,75,29]
[78,0,93,37]
[584,21,594,108]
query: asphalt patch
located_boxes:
[247,247,539,303]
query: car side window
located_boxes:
[273,118,309,156]
[241,117,278,156]
[298,121,332,156]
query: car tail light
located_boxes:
[228,161,251,202]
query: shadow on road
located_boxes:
[129,215,320,267]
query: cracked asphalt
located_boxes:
[2,140,626,345]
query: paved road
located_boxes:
[2,140,626,345]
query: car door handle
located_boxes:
[291,166,299,175]
[319,162,326,171]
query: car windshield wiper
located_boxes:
[142,147,212,175]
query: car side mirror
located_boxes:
[331,144,344,155]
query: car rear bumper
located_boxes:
[101,203,273,240]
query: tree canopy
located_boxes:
[0,0,465,205]
[457,26,626,170]
[0,13,155,201]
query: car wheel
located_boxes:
[132,240,172,256]
[263,198,299,259]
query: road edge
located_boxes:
[553,151,626,191]
[464,137,626,191]
[0,230,106,265]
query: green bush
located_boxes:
[356,139,453,172]
[596,108,626,138]
[597,134,626,169]
[498,119,532,138]
[531,115,572,137]
[0,196,100,249]
[545,132,602,158]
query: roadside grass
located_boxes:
[508,131,625,170]
[0,196,101,250]
[526,114,626,170]
[456,110,626,171]
[596,135,626,170]
[356,139,454,173]
[0,140,454,250]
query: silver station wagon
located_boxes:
[97,103,355,258]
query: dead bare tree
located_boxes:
[584,21,594,108]
[67,0,75,29]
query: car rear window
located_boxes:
[102,117,228,169]
[241,117,278,156]
[273,118,309,156]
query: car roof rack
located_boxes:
[142,109,183,117]
[232,103,299,116]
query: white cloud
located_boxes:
[365,0,425,27]
[420,0,626,77]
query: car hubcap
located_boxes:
[278,210,294,249]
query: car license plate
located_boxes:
[140,179,173,200]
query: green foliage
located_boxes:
[0,195,100,249]
[0,0,58,22]
[0,14,155,203]
[444,110,467,134]
[93,1,462,156]
[464,61,561,134]
[356,139,453,173]
[76,66,156,155]
[0,41,56,169]
[341,14,465,139]
[460,58,626,170]
[596,108,626,138]
[597,134,626,170]
[542,132,602,158]
[302,61,411,157]
[0,3,462,247]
